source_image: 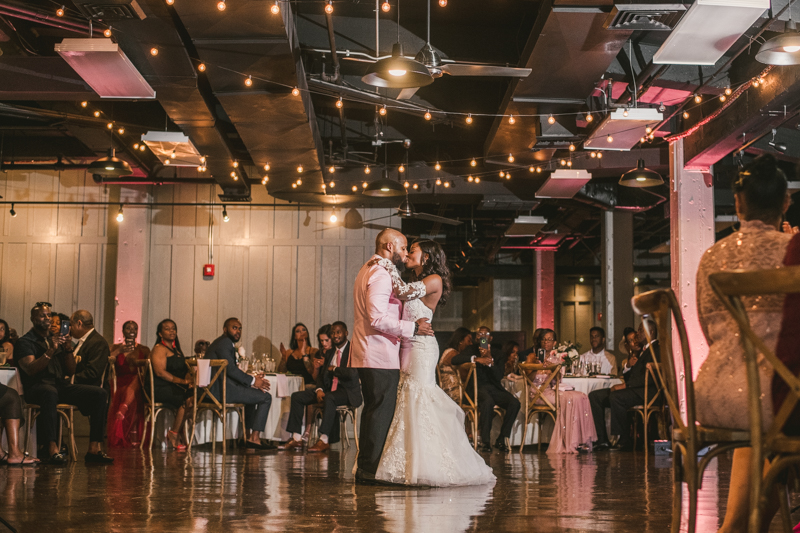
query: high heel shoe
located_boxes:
[168,430,186,451]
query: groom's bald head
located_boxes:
[375,229,408,267]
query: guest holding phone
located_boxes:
[277,323,318,387]
[107,321,149,448]
[150,319,194,450]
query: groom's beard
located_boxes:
[391,252,406,272]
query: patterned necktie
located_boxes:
[331,348,341,391]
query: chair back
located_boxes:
[631,289,696,448]
[708,267,800,447]
[455,362,478,413]
[519,363,560,414]
[643,362,663,410]
[189,359,228,409]
[134,359,155,410]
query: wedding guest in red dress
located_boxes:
[107,321,150,447]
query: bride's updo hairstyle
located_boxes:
[732,153,787,223]
[410,239,452,307]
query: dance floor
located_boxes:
[0,439,795,532]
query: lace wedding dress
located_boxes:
[374,262,495,487]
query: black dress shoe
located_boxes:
[479,443,493,453]
[84,451,114,464]
[593,442,611,452]
[493,440,510,453]
[47,452,68,466]
[246,441,278,451]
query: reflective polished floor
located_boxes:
[0,439,795,532]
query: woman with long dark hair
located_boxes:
[150,319,194,450]
[277,323,318,386]
[370,239,495,486]
[439,327,473,403]
[0,318,14,365]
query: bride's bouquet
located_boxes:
[556,341,580,367]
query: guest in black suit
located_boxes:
[281,321,362,453]
[69,310,110,388]
[205,317,274,450]
[451,326,520,453]
[590,319,660,451]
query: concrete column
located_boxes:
[602,210,634,352]
[669,139,714,383]
[113,188,151,344]
[534,250,555,330]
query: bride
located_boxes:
[371,239,495,487]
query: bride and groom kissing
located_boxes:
[349,228,495,487]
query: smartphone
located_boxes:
[479,338,489,350]
[59,321,70,337]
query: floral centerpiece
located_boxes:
[556,341,580,367]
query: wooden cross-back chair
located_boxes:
[455,362,479,450]
[518,363,561,452]
[709,266,800,533]
[188,359,238,453]
[629,362,667,452]
[135,359,190,450]
[632,289,751,533]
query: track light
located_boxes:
[56,6,65,17]
[335,97,343,109]
[217,0,226,11]
[424,110,432,121]
[381,1,390,11]
[116,205,124,223]
[271,1,280,14]
[245,76,253,87]
[470,158,477,167]
[379,105,387,116]
[508,115,515,125]
[292,87,300,97]
[325,0,333,14]
[434,162,441,171]
[9,204,16,218]
[466,114,473,124]
[198,63,206,72]
[548,115,555,125]
[222,205,229,222]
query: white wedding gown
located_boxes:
[375,297,496,487]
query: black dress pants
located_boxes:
[26,382,108,454]
[589,387,643,445]
[477,384,520,445]
[356,368,399,476]
[286,388,349,441]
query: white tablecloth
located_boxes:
[499,376,622,447]
[192,374,305,445]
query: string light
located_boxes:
[507,154,514,163]
[56,6,65,17]
[596,152,603,159]
[106,122,113,129]
[404,181,410,188]
[217,0,226,11]
[222,205,229,222]
[725,87,732,96]
[292,87,300,97]
[640,137,646,144]
[117,127,125,134]
[435,178,442,185]
[230,171,236,178]
[166,0,174,4]
[329,180,335,187]
[586,113,593,123]
[324,0,333,14]
[328,166,335,173]
[139,144,146,152]
[443,181,450,188]
[296,178,303,185]
[439,0,447,5]
[548,115,555,125]
[499,171,505,178]
[232,161,239,168]
[352,185,358,192]
[529,166,535,173]
[434,162,441,171]
[150,47,159,56]
[424,110,432,120]
[694,94,702,104]
[297,165,303,173]
[645,126,652,134]
[719,94,726,102]
[335,97,343,109]
[81,101,88,108]
[245,75,253,87]
[567,160,572,167]
[536,166,542,172]
[104,27,112,38]
[381,1,391,11]
[170,150,177,159]
[379,105,387,116]
[606,134,613,143]
[271,1,280,14]
[364,166,371,174]
[466,114,473,124]
[683,111,690,119]
[200,156,206,163]
[753,79,761,88]
[321,184,326,190]
[560,159,566,166]
[94,111,101,117]
[264,163,270,171]
[262,175,269,184]
[508,114,515,125]
[198,63,206,72]
[412,183,419,189]
[292,183,297,188]
[133,143,140,150]
[362,181,368,188]
[470,158,477,167]
[505,173,511,180]
[623,108,629,117]
[164,159,170,165]
[590,151,597,158]
[568,144,575,152]
[398,164,405,173]
[475,177,481,183]
[116,205,124,222]
[467,175,474,182]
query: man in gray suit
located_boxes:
[204,317,275,450]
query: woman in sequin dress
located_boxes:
[694,154,792,533]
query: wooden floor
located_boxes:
[0,439,796,532]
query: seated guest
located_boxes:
[277,323,318,386]
[451,326,520,453]
[193,339,209,359]
[69,310,110,387]
[518,328,543,364]
[439,327,473,403]
[617,326,637,367]
[0,382,38,465]
[314,325,332,383]
[0,319,13,365]
[526,329,556,363]
[17,304,112,464]
[107,321,149,448]
[526,330,597,454]
[205,317,274,450]
[694,154,792,533]
[589,320,659,451]
[281,321,362,452]
[579,327,618,375]
[503,341,521,376]
[150,319,194,451]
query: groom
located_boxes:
[350,228,434,484]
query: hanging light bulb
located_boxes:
[116,205,124,222]
[645,126,652,134]
[640,136,646,144]
[351,185,358,192]
[232,160,239,168]
[379,104,387,116]
[94,111,101,117]
[567,160,573,167]
[683,111,690,119]
[170,150,177,159]
[439,0,447,5]
[648,132,655,140]
[475,177,481,183]
[324,0,333,14]
[329,181,335,188]
[217,0,226,11]
[508,114,515,125]
[499,171,505,178]
[335,97,343,108]
[585,113,593,123]
[505,173,511,180]
[198,63,206,72]
[548,115,555,125]
[470,158,477,167]
[150,47,159,56]
[443,181,451,188]
[694,94,702,104]
[104,27,112,38]
[719,94,727,102]
[322,183,327,190]
[536,166,542,172]
[139,144,146,152]
[117,127,125,134]
[292,183,297,188]
[245,76,253,87]
[606,134,613,143]
[508,154,515,163]
[296,178,303,185]
[529,166,535,173]
[297,165,303,173]
[412,183,419,189]
[106,122,113,129]
[9,204,16,218]
[56,6,65,17]
[222,205,229,222]
[568,144,575,152]
[364,166,371,174]
[328,165,336,174]
[133,143,140,150]
[434,162,441,171]
[623,108,629,117]
[262,175,269,184]
[200,156,206,163]
[381,1,391,11]
[466,114,473,124]
[398,164,405,173]
[753,78,761,87]
[403,181,410,188]
[362,181,369,188]
[271,1,280,14]
[330,208,338,223]
[560,159,567,166]
[435,177,442,185]
[230,171,236,178]
[424,110,432,121]
[292,87,300,97]
[467,175,474,182]
[263,163,270,171]
[725,87,732,96]
[596,152,603,159]
[590,151,597,158]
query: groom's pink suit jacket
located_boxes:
[350,255,415,369]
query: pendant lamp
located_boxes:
[87,148,133,177]
[757,20,800,65]
[362,169,406,197]
[619,160,664,187]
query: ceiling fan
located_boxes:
[355,0,531,99]
[363,191,463,226]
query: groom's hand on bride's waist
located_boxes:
[415,318,434,337]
